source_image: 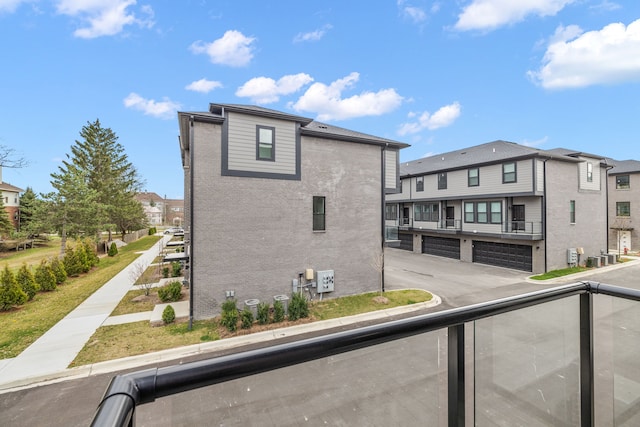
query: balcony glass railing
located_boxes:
[90,282,640,427]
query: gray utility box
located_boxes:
[273,295,289,314]
[244,299,260,317]
[316,270,335,293]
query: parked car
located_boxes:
[164,227,184,234]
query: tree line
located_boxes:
[10,119,147,255]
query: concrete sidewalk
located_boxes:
[0,235,171,390]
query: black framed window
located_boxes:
[570,200,576,223]
[476,202,488,223]
[416,176,424,192]
[464,201,502,224]
[313,196,325,231]
[617,202,630,216]
[414,203,439,222]
[503,162,516,183]
[616,175,630,189]
[385,204,397,220]
[464,202,474,223]
[468,168,479,187]
[490,201,502,224]
[438,172,447,190]
[586,162,593,182]
[256,125,275,161]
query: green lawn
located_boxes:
[0,235,161,359]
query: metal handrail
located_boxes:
[91,281,632,426]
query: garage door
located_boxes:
[422,236,460,260]
[398,232,413,251]
[472,241,532,272]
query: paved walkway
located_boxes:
[0,235,171,390]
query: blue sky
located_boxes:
[1,0,639,199]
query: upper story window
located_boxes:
[586,162,593,182]
[468,168,479,187]
[616,202,630,217]
[414,203,439,222]
[569,200,576,224]
[313,196,326,231]
[464,201,502,224]
[416,176,424,192]
[438,172,447,190]
[502,162,516,183]
[256,125,275,161]
[616,175,630,189]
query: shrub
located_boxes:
[0,265,27,310]
[35,259,57,291]
[162,305,176,324]
[240,307,254,329]
[256,301,270,325]
[82,239,100,268]
[272,300,285,323]
[171,261,182,277]
[108,242,118,257]
[49,257,67,284]
[220,298,239,332]
[16,263,39,301]
[162,266,170,278]
[288,292,309,321]
[158,281,182,302]
[63,246,83,277]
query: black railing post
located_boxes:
[448,324,465,427]
[580,292,594,426]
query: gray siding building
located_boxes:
[608,160,640,254]
[386,141,609,274]
[178,103,407,320]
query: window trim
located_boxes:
[256,125,276,161]
[313,196,326,231]
[468,168,479,187]
[502,162,517,184]
[416,176,424,192]
[414,203,439,222]
[385,204,398,221]
[616,201,631,217]
[616,175,630,190]
[569,200,576,224]
[586,162,593,183]
[463,201,502,224]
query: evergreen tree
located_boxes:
[0,265,27,310]
[49,257,67,285]
[16,263,39,301]
[18,187,45,237]
[63,246,83,277]
[0,198,14,238]
[35,259,57,291]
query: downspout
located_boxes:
[604,163,614,252]
[188,115,195,330]
[381,144,387,293]
[542,158,549,273]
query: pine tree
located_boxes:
[49,257,67,285]
[0,265,27,310]
[0,198,14,238]
[18,187,45,237]
[16,263,39,301]
[35,259,57,291]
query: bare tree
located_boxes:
[129,261,153,296]
[0,144,28,169]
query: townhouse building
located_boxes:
[608,159,640,254]
[386,141,609,274]
[178,103,407,320]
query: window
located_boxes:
[385,204,397,220]
[569,200,575,223]
[313,196,325,231]
[617,202,631,217]
[503,162,516,183]
[414,203,439,222]
[438,173,447,190]
[490,202,502,224]
[586,162,593,182]
[416,176,424,192]
[464,202,474,223]
[616,175,630,189]
[468,168,479,187]
[256,125,275,161]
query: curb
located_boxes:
[524,256,640,284]
[0,293,441,394]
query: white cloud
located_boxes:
[190,30,256,67]
[55,0,154,39]
[290,72,403,121]
[589,1,621,12]
[236,73,313,104]
[185,78,223,94]
[528,19,640,89]
[519,136,549,147]
[454,0,575,32]
[293,24,332,43]
[123,93,180,120]
[397,0,427,23]
[397,102,461,135]
[0,0,28,13]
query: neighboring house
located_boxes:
[0,169,24,231]
[386,141,609,274]
[178,103,407,320]
[135,192,184,226]
[607,159,640,254]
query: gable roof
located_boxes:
[400,140,579,176]
[0,182,24,193]
[608,159,640,174]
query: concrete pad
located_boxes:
[103,312,152,326]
